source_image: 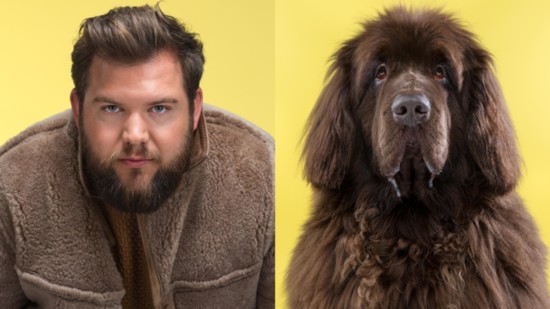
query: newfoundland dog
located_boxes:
[286,7,549,309]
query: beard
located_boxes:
[80,127,193,214]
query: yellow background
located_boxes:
[1,0,550,308]
[276,0,550,308]
[0,0,274,141]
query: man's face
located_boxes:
[71,49,202,213]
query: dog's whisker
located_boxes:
[387,177,401,197]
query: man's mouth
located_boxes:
[119,157,153,168]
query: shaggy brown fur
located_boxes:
[286,7,549,309]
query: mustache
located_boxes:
[108,143,161,162]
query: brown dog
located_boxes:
[287,7,549,309]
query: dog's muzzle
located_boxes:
[387,93,438,197]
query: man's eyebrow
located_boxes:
[93,96,120,104]
[91,97,179,105]
[150,98,179,104]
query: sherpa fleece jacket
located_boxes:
[0,105,274,309]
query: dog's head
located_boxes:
[304,7,520,198]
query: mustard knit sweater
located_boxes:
[104,206,154,309]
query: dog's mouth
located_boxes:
[382,129,446,198]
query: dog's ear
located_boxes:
[463,48,520,194]
[303,45,356,189]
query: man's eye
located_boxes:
[103,105,120,113]
[152,105,167,113]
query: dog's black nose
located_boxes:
[391,94,431,126]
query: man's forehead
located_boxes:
[87,50,185,86]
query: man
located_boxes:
[0,5,273,309]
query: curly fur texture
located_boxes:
[287,7,549,309]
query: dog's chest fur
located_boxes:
[343,202,471,308]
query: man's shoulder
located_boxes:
[0,110,76,178]
[0,110,73,160]
[198,104,274,199]
[203,105,273,153]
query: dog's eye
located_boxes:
[376,64,387,80]
[434,65,446,81]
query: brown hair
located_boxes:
[71,4,204,104]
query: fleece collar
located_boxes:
[188,110,209,169]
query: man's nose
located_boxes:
[122,113,149,145]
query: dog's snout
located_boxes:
[391,94,431,126]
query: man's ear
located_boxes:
[193,88,203,130]
[70,89,80,129]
